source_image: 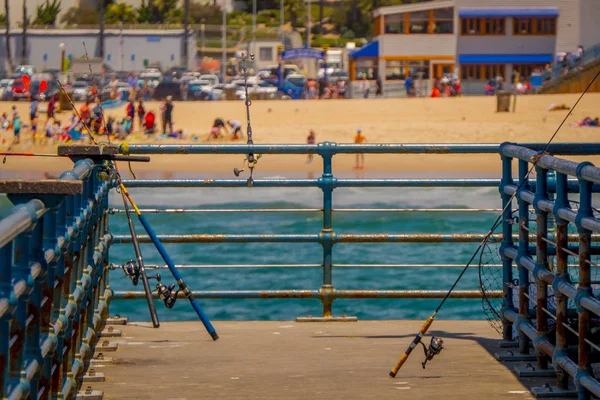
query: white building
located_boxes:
[350,0,600,94]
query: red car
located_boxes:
[11,79,28,100]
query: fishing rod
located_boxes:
[0,152,150,162]
[389,69,600,378]
[56,51,219,340]
[116,187,161,328]
[233,52,261,186]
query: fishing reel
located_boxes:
[420,336,444,369]
[118,260,161,286]
[233,153,262,186]
[155,282,181,309]
[96,163,119,186]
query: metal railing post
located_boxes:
[552,171,570,390]
[319,142,336,318]
[517,159,531,355]
[0,242,12,398]
[575,162,593,400]
[533,164,549,370]
[499,152,515,341]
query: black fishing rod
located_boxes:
[389,69,600,377]
[118,187,161,328]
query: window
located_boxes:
[409,11,429,34]
[432,7,454,34]
[536,17,556,34]
[385,60,407,80]
[513,17,556,35]
[485,18,505,35]
[384,13,405,34]
[461,17,505,35]
[408,60,430,79]
[259,47,273,61]
[460,64,505,80]
[513,64,544,79]
[461,18,481,35]
[513,18,533,35]
[356,59,378,80]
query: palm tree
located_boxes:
[5,0,12,72]
[319,0,323,34]
[21,0,27,65]
[285,0,304,30]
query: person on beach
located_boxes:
[227,119,243,140]
[354,128,366,169]
[13,114,21,144]
[11,105,17,120]
[209,118,228,139]
[375,75,382,97]
[47,95,56,120]
[137,101,146,132]
[307,129,316,164]
[0,113,9,130]
[30,96,39,125]
[126,100,136,131]
[163,96,174,134]
[361,75,369,98]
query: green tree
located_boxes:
[0,12,5,24]
[105,2,136,23]
[284,0,305,30]
[60,3,99,24]
[189,2,221,24]
[33,0,61,25]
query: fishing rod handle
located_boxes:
[389,316,435,377]
[138,214,219,340]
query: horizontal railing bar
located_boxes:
[0,199,47,249]
[112,233,600,244]
[127,263,503,270]
[112,290,499,300]
[121,179,500,188]
[122,143,600,155]
[110,208,510,214]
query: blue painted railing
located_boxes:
[3,142,600,399]
[110,142,600,318]
[499,143,600,398]
[0,158,111,400]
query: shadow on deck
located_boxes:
[87,320,560,400]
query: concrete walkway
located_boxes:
[91,320,542,399]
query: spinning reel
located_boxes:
[232,52,261,187]
[96,163,120,185]
[155,282,181,309]
[420,336,444,369]
[118,260,161,286]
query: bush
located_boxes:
[342,29,355,39]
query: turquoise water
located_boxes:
[105,182,501,322]
[0,179,505,322]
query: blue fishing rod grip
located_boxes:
[138,214,219,340]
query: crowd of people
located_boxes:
[304,78,348,99]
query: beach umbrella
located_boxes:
[22,74,30,87]
[39,80,47,92]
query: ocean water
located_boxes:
[104,180,502,323]
[0,178,509,323]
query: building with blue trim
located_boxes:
[350,0,599,95]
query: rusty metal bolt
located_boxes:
[108,326,114,332]
[85,386,92,394]
[89,369,95,376]
[102,340,109,346]
[96,353,104,360]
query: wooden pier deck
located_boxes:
[91,320,545,400]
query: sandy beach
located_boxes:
[0,93,599,178]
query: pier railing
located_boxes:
[111,142,600,319]
[499,143,600,398]
[3,142,600,399]
[0,159,111,400]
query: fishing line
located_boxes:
[389,69,600,377]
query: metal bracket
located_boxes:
[81,369,105,383]
[96,340,118,352]
[76,386,104,400]
[91,353,113,365]
[514,363,557,377]
[494,350,537,362]
[531,384,577,398]
[296,315,358,322]
[105,315,128,325]
[98,326,122,338]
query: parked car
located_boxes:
[11,79,28,100]
[187,79,212,100]
[281,74,306,99]
[164,66,187,80]
[199,74,219,86]
[71,81,91,102]
[100,81,129,101]
[153,80,182,100]
[328,69,349,84]
[210,83,225,100]
[15,65,35,77]
[0,79,13,100]
[30,79,59,101]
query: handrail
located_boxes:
[499,143,600,398]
